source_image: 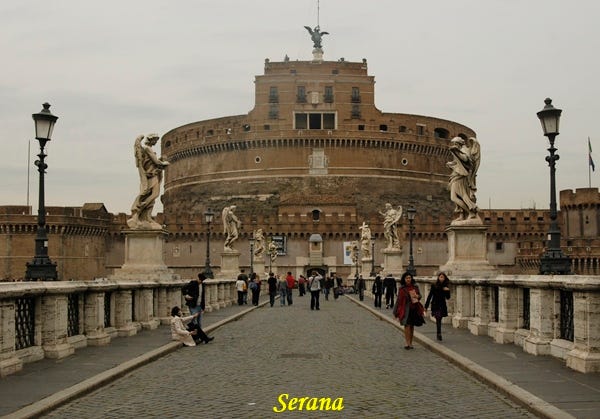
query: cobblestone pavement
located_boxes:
[44,297,535,418]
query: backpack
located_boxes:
[249,281,258,291]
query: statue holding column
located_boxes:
[127,134,169,230]
[223,205,241,251]
[359,222,372,259]
[253,228,265,259]
[268,240,279,263]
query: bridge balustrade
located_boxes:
[0,278,236,377]
[364,274,600,373]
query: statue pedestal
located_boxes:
[253,258,266,277]
[382,248,403,277]
[312,48,324,62]
[439,223,497,277]
[111,229,177,281]
[220,250,240,278]
[361,258,374,277]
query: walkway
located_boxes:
[0,292,598,418]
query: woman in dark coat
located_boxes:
[372,275,383,308]
[424,272,451,341]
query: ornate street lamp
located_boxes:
[203,208,214,278]
[537,98,571,274]
[406,206,416,276]
[25,103,58,281]
[249,236,255,275]
[370,236,376,277]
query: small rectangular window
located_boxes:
[269,86,278,103]
[358,124,365,131]
[324,86,334,103]
[351,104,360,118]
[379,124,388,132]
[297,86,306,103]
[416,124,426,136]
[495,242,504,251]
[351,87,360,103]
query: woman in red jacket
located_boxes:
[395,271,425,349]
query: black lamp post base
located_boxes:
[540,252,571,275]
[25,261,57,281]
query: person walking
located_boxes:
[356,274,366,301]
[308,271,322,310]
[383,273,397,309]
[236,273,246,306]
[277,274,288,307]
[250,272,261,306]
[285,271,295,305]
[298,274,307,296]
[267,272,278,307]
[323,273,334,301]
[394,271,425,350]
[237,269,248,305]
[372,275,383,308]
[183,273,206,327]
[424,272,451,341]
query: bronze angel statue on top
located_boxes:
[127,134,169,230]
[447,136,481,224]
[304,25,329,49]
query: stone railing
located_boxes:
[0,278,236,377]
[364,274,600,373]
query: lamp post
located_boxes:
[203,209,214,278]
[537,98,571,274]
[354,241,359,279]
[249,236,255,275]
[370,236,376,277]
[406,206,416,276]
[25,103,58,281]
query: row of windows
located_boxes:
[165,122,458,145]
[269,86,360,104]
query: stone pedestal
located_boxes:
[312,48,324,62]
[135,289,160,330]
[114,290,137,337]
[220,250,240,278]
[84,292,110,346]
[253,259,266,277]
[452,285,473,328]
[0,301,23,377]
[439,223,497,277]
[382,248,403,277]
[41,295,74,359]
[566,290,600,372]
[523,288,554,355]
[468,285,493,336]
[361,258,374,277]
[112,229,177,281]
[494,287,519,344]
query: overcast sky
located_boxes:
[2,0,598,215]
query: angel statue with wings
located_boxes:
[379,203,403,250]
[127,134,169,230]
[447,136,481,224]
[304,25,329,49]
